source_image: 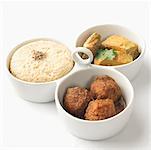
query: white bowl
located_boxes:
[55,67,134,140]
[6,38,76,103]
[73,24,145,81]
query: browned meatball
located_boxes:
[85,99,116,121]
[64,87,93,118]
[90,76,122,102]
[114,96,126,114]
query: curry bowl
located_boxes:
[73,24,145,81]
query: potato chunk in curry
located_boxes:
[81,32,102,59]
[101,35,139,60]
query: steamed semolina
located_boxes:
[10,39,74,82]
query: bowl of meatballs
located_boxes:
[55,67,134,140]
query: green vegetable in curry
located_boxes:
[95,49,117,60]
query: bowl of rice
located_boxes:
[6,38,74,102]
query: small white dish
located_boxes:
[55,67,134,140]
[73,24,145,81]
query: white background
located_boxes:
[1,0,151,150]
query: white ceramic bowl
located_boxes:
[6,38,76,103]
[73,24,145,81]
[55,67,134,140]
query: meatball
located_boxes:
[64,87,93,118]
[114,96,126,114]
[85,99,116,121]
[90,75,122,102]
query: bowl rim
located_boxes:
[6,37,75,85]
[75,24,146,68]
[55,67,134,123]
